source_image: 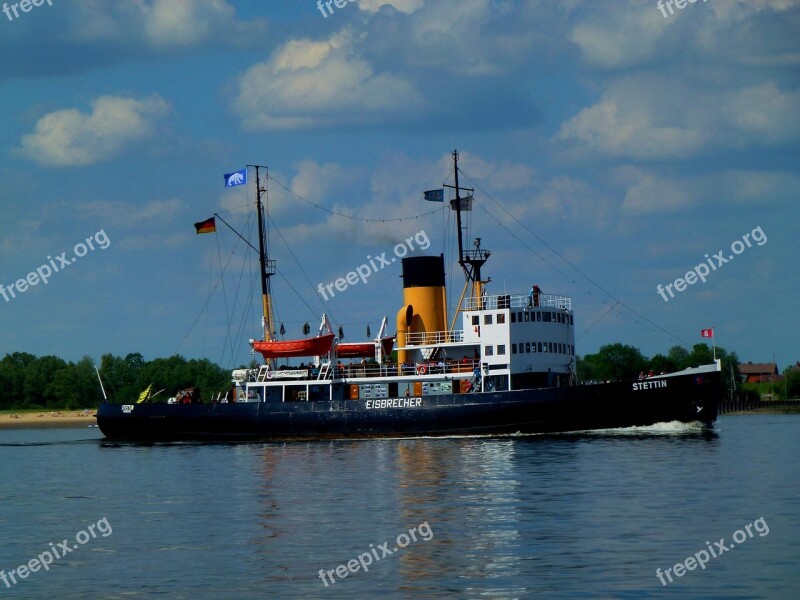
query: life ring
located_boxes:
[266,370,273,379]
[416,364,427,375]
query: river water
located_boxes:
[0,415,797,599]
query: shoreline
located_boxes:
[0,410,97,429]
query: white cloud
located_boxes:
[722,82,800,144]
[570,2,670,69]
[290,160,361,204]
[18,95,170,167]
[556,77,800,161]
[617,166,800,215]
[70,0,264,47]
[618,167,692,215]
[232,31,422,130]
[557,91,707,161]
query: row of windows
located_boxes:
[471,311,573,326]
[472,313,507,326]
[511,311,573,325]
[512,341,575,356]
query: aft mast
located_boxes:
[446,150,490,320]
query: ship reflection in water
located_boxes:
[251,436,590,597]
[6,417,795,599]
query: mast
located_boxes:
[446,150,490,309]
[249,165,276,348]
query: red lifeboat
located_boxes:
[251,334,335,359]
[335,336,395,359]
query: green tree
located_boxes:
[23,355,67,407]
[580,343,648,381]
[783,366,800,399]
[0,352,36,408]
[47,357,105,409]
[667,346,690,370]
[648,354,677,375]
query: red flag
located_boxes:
[194,217,216,234]
[700,328,713,338]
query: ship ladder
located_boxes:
[256,365,270,382]
[317,361,332,380]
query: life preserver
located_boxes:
[416,364,427,375]
[266,370,273,379]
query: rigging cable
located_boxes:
[458,171,692,348]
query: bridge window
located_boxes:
[511,343,517,354]
[472,315,479,326]
[511,312,516,323]
[484,314,493,325]
[497,313,506,324]
[498,345,506,355]
[485,346,494,356]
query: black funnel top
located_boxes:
[401,255,445,288]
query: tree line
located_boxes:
[1,343,796,410]
[577,343,739,388]
[577,343,799,399]
[0,352,231,410]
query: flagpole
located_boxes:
[711,328,716,361]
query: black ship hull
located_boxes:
[96,368,721,442]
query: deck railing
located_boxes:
[404,330,464,345]
[463,293,572,311]
[334,359,480,379]
[250,359,483,382]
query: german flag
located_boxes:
[194,217,216,234]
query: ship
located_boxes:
[96,152,722,441]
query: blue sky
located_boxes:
[1,0,797,371]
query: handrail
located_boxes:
[334,359,480,379]
[404,330,465,345]
[463,293,572,311]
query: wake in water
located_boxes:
[566,420,712,436]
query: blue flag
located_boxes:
[424,189,444,202]
[224,168,247,187]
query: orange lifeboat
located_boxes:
[252,334,335,359]
[336,336,395,359]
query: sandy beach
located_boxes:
[0,410,97,429]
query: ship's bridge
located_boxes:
[394,290,576,391]
[459,291,576,389]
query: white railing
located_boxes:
[404,330,465,345]
[463,293,572,311]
